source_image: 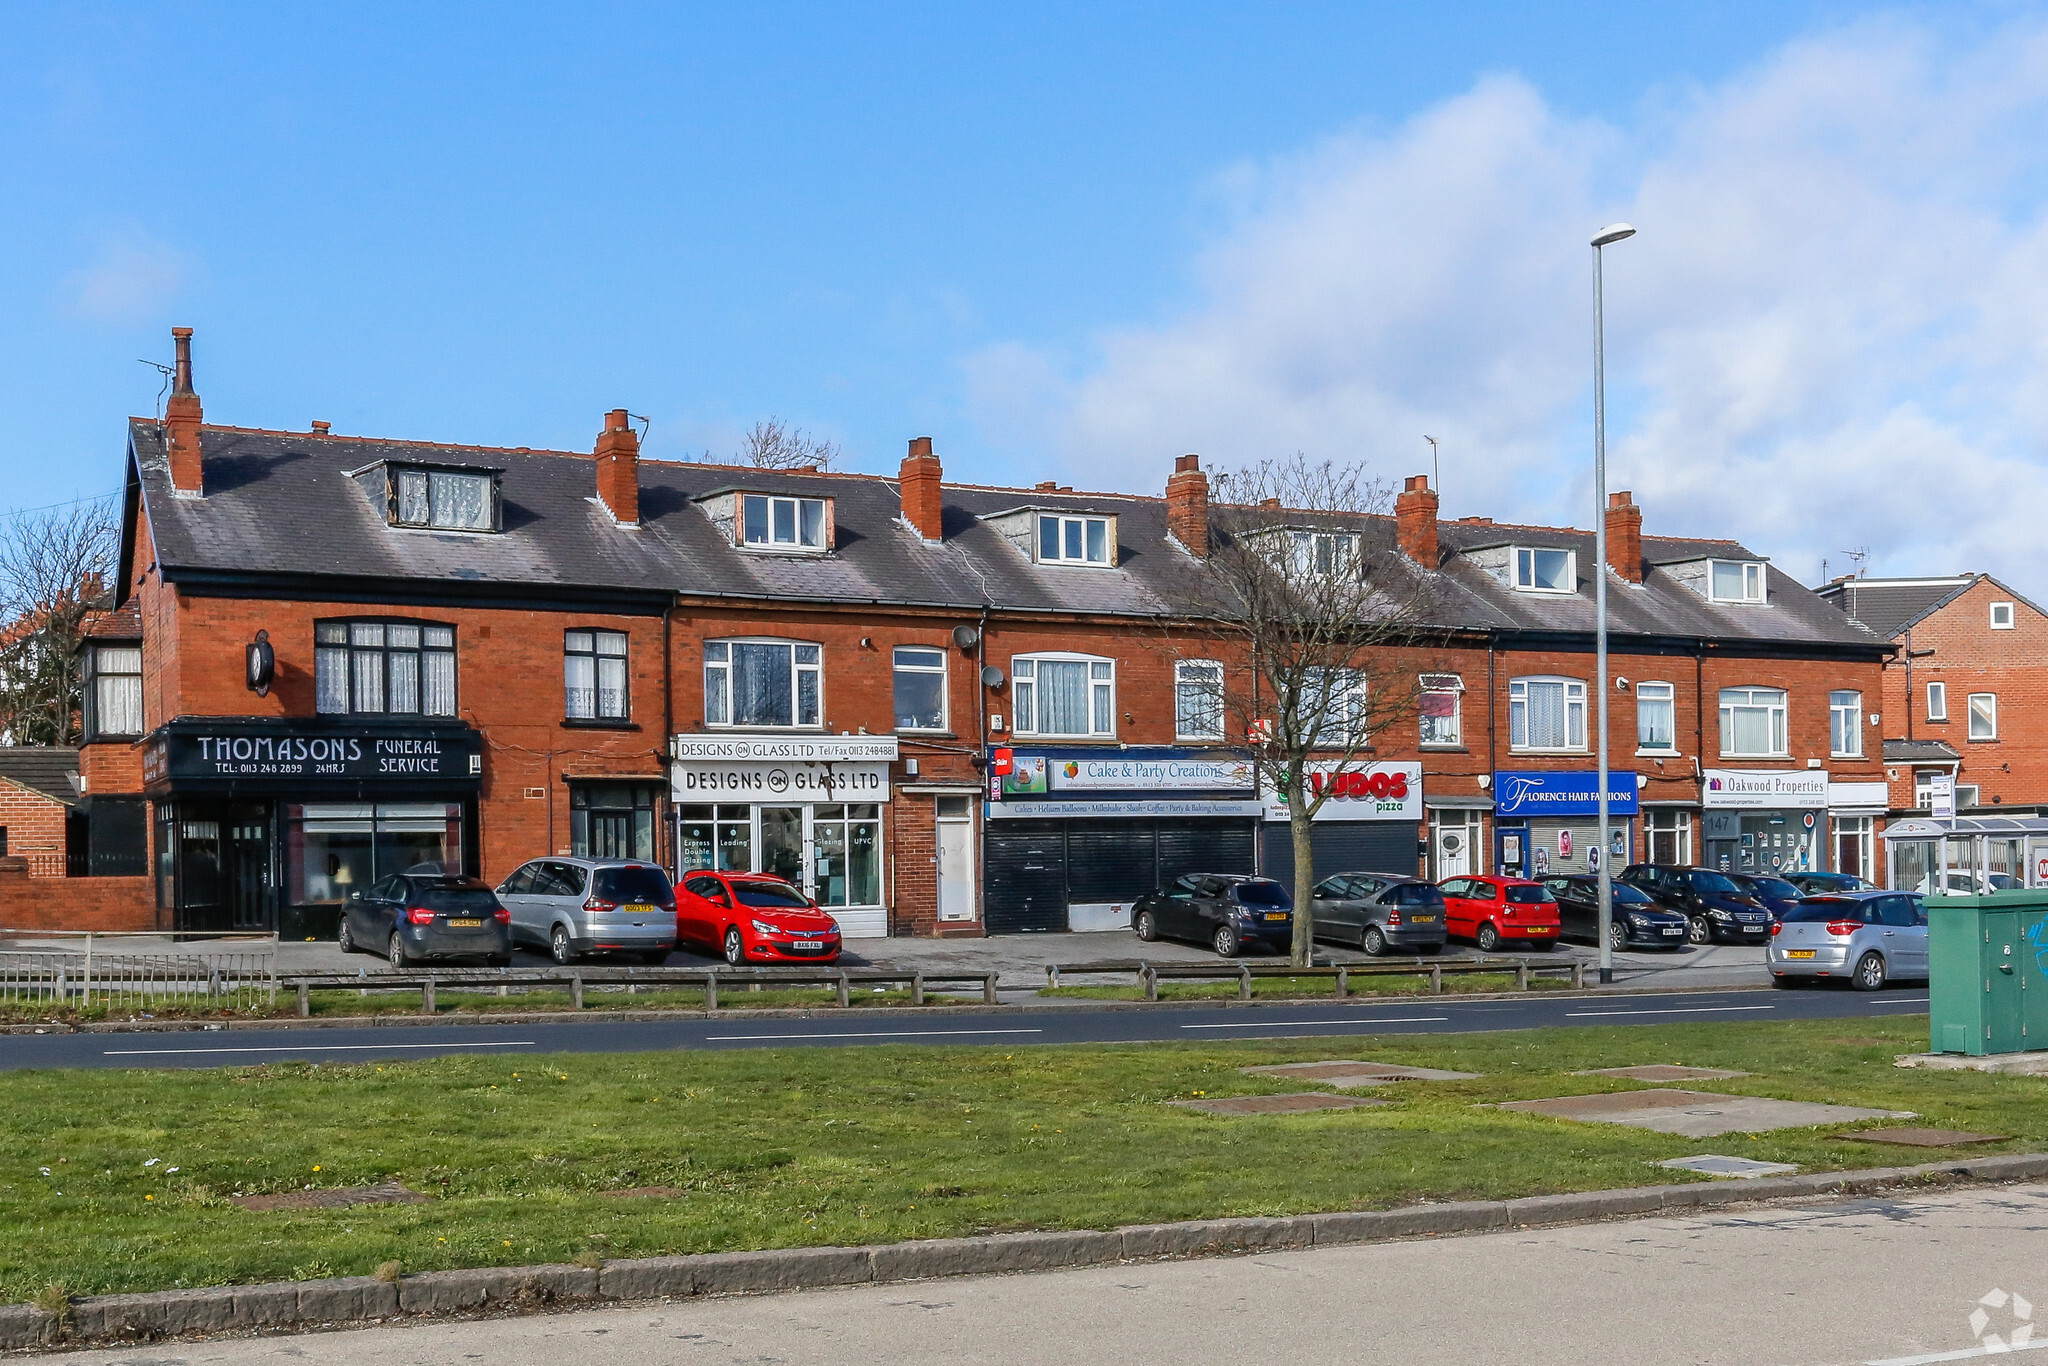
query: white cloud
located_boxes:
[58,231,189,323]
[964,17,2048,594]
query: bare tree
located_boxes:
[1169,457,1446,966]
[738,418,841,472]
[0,499,119,745]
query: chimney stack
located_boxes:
[1165,454,1210,557]
[1605,490,1643,583]
[899,436,943,540]
[165,327,204,495]
[594,408,640,526]
[1396,474,1439,566]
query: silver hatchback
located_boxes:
[1767,890,1927,990]
[497,857,678,965]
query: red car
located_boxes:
[1436,875,1561,952]
[675,870,843,965]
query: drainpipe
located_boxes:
[661,600,676,874]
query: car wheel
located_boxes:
[550,925,576,965]
[1853,951,1887,992]
[1475,922,1501,953]
[1213,924,1240,957]
[1607,920,1627,953]
[1686,916,1711,946]
[387,933,410,969]
[1362,926,1388,957]
[724,927,746,966]
[336,919,355,955]
[1134,909,1158,942]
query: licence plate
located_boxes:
[1785,949,1816,959]
[1263,912,1288,921]
[1409,915,1436,924]
[448,918,483,928]
[794,941,824,950]
[1661,926,1683,935]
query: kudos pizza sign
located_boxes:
[1262,762,1423,823]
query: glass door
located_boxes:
[759,807,806,889]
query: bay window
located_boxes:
[1013,654,1115,737]
[86,645,143,738]
[704,639,822,728]
[1718,687,1788,757]
[1509,676,1586,751]
[315,620,456,716]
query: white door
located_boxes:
[1433,814,1476,879]
[936,803,976,922]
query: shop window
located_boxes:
[389,465,498,532]
[1176,660,1225,741]
[315,620,456,716]
[284,802,463,905]
[1513,547,1574,593]
[565,630,629,721]
[1718,687,1787,757]
[1926,681,1947,721]
[1636,681,1676,753]
[1037,514,1112,566]
[812,803,882,906]
[1304,667,1369,746]
[740,494,829,552]
[677,805,753,872]
[1991,601,2016,629]
[893,647,948,732]
[703,639,821,729]
[1509,676,1586,751]
[1419,674,1463,748]
[1647,810,1692,865]
[1969,692,1998,741]
[571,783,657,860]
[1709,560,1766,603]
[86,644,143,738]
[1829,690,1863,758]
[1013,654,1115,737]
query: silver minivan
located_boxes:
[496,857,677,964]
[1767,890,1927,990]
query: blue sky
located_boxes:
[5,2,2042,591]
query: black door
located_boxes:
[983,822,1069,934]
[227,806,271,931]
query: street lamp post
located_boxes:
[1591,222,1635,986]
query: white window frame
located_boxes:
[891,646,949,733]
[1718,686,1789,758]
[1303,667,1369,747]
[1927,680,1948,721]
[1174,659,1225,742]
[1036,514,1112,566]
[1509,676,1587,753]
[1512,547,1575,594]
[1635,680,1677,754]
[703,638,823,730]
[1829,690,1863,758]
[1991,601,2016,629]
[1012,653,1116,738]
[1969,692,1998,741]
[1286,531,1357,576]
[1835,814,1874,882]
[1956,784,1982,809]
[739,494,828,552]
[1419,673,1463,749]
[1708,560,1767,603]
[1647,809,1692,866]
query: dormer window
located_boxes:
[1709,560,1766,603]
[1038,514,1111,565]
[741,494,828,552]
[1513,547,1574,593]
[1288,531,1356,575]
[390,466,498,532]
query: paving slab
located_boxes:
[1657,1154,1802,1179]
[1240,1060,1481,1087]
[1836,1126,2010,1148]
[1577,1065,1751,1082]
[1171,1092,1390,1116]
[1500,1089,1912,1138]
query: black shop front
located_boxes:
[142,717,483,938]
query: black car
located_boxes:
[1309,873,1448,955]
[1728,872,1806,922]
[338,872,513,967]
[1618,864,1773,945]
[1133,874,1292,957]
[1541,875,1689,950]
[1786,871,1875,895]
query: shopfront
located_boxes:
[982,747,1262,933]
[1260,761,1424,886]
[1701,768,1828,876]
[1492,770,1639,878]
[669,734,898,938]
[142,717,482,938]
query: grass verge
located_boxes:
[0,1012,2006,1302]
[1041,972,1569,1000]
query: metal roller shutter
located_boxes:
[982,822,1069,934]
[1262,822,1421,890]
[1158,819,1257,885]
[1066,820,1158,904]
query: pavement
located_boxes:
[39,1180,2048,1364]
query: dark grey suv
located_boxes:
[1310,873,1448,955]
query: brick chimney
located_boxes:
[594,408,640,526]
[1165,454,1210,557]
[165,327,204,495]
[900,436,943,541]
[1396,474,1439,566]
[1605,490,1643,583]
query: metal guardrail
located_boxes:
[279,965,1001,1016]
[0,931,279,1010]
[1045,956,1584,999]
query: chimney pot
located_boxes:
[1165,453,1211,557]
[594,408,641,525]
[1604,490,1643,583]
[1396,471,1439,566]
[310,421,331,435]
[165,325,204,494]
[899,436,944,540]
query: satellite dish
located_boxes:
[952,624,981,650]
[980,665,1005,689]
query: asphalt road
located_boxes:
[42,1181,2048,1365]
[0,985,1930,1070]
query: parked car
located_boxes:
[1619,864,1772,945]
[337,872,511,967]
[496,857,678,965]
[1727,872,1806,922]
[1132,874,1293,957]
[1767,889,1927,989]
[1436,875,1560,952]
[1541,875,1689,950]
[1309,873,1448,956]
[676,870,843,965]
[1938,871,2024,894]
[1785,871,1875,895]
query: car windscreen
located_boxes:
[413,885,498,912]
[593,867,675,906]
[1504,886,1555,904]
[732,881,814,909]
[1610,883,1654,905]
[1782,899,1869,923]
[1692,871,1742,895]
[1232,881,1292,908]
[1750,878,1801,900]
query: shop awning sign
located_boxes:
[1702,768,1829,810]
[1260,761,1423,822]
[1045,755,1253,792]
[1492,770,1640,818]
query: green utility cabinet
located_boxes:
[1927,891,2048,1055]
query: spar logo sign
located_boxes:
[1262,762,1422,823]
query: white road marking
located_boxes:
[704,1028,1044,1041]
[1179,1017,1449,1029]
[1867,1335,2048,1364]
[1564,1005,1777,1018]
[104,1040,538,1056]
[1867,997,1933,1006]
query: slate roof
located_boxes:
[124,420,1889,653]
[0,748,79,806]
[1816,577,1975,638]
[1884,739,1961,764]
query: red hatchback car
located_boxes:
[1436,875,1561,952]
[675,870,843,965]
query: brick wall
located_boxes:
[1,875,155,931]
[0,779,69,877]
